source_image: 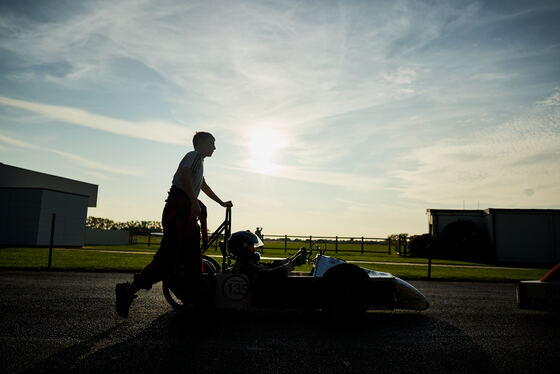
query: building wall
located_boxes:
[37,189,89,246]
[493,211,560,264]
[0,189,41,245]
[0,188,89,246]
[428,208,560,265]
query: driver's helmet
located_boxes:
[228,230,263,263]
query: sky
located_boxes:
[1,0,559,238]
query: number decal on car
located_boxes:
[222,275,249,302]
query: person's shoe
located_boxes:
[115,282,136,318]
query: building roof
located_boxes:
[427,208,560,215]
[427,209,483,214]
[0,163,98,207]
[484,208,560,214]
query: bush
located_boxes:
[408,234,435,258]
[437,220,493,262]
[407,221,494,263]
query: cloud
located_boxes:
[0,96,192,145]
[536,89,560,107]
[0,134,144,177]
[224,161,385,192]
[392,90,560,207]
[51,149,144,177]
[0,133,36,149]
[523,188,535,196]
[383,67,418,86]
[0,1,508,172]
[0,1,462,127]
[3,0,559,219]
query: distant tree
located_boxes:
[388,233,409,241]
[85,217,162,232]
[86,216,118,230]
[123,220,163,233]
[388,233,410,255]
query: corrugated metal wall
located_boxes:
[0,188,88,246]
[494,211,560,264]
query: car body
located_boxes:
[163,254,429,314]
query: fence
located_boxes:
[130,232,410,256]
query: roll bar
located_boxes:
[201,206,231,269]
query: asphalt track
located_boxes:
[1,271,559,374]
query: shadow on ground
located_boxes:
[22,310,495,374]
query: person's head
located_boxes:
[193,131,216,157]
[228,230,263,263]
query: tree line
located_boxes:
[86,217,412,242]
[86,216,162,233]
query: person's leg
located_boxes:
[131,191,182,289]
[181,224,203,305]
[130,248,172,291]
[116,192,178,318]
[116,250,171,318]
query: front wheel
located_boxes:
[321,263,371,318]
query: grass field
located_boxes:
[0,244,550,282]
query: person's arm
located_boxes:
[201,178,233,207]
[250,261,293,277]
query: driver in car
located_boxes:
[228,230,307,277]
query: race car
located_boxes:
[162,208,429,316]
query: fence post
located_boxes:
[335,236,338,254]
[284,235,287,253]
[404,238,408,256]
[388,238,391,255]
[361,236,364,254]
[48,213,56,269]
[148,232,151,247]
[428,256,432,280]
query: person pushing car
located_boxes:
[116,131,232,318]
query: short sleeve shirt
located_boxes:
[172,150,204,197]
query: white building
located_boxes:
[0,163,98,246]
[427,208,560,265]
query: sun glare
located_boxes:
[247,129,285,174]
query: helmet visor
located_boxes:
[254,236,264,248]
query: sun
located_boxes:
[247,128,285,174]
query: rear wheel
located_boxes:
[162,278,187,311]
[321,263,371,318]
[162,257,219,311]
